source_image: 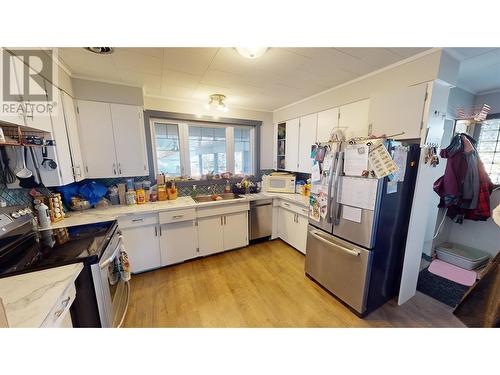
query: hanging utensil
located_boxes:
[41,146,57,170]
[0,147,16,184]
[29,146,53,196]
[16,146,33,179]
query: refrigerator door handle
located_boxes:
[330,151,343,226]
[326,150,338,224]
[309,230,360,256]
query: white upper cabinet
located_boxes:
[60,91,85,181]
[76,100,149,178]
[338,99,370,139]
[76,100,118,178]
[298,113,317,173]
[110,104,148,177]
[368,83,428,139]
[285,118,300,171]
[316,107,339,143]
[0,52,25,127]
[30,84,74,187]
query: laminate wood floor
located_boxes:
[123,239,465,328]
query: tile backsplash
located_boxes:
[0,187,33,207]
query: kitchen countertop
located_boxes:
[43,192,310,230]
[0,263,83,328]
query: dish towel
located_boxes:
[108,243,131,285]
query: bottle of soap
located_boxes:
[224,180,231,193]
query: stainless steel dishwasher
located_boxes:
[249,199,272,241]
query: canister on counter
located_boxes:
[158,185,167,201]
[136,188,146,204]
[143,181,151,202]
[126,191,136,205]
[126,179,134,191]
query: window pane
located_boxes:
[234,127,251,174]
[154,123,181,176]
[477,119,500,185]
[188,126,227,176]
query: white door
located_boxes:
[110,104,148,177]
[285,118,300,171]
[76,100,118,178]
[369,83,428,139]
[223,212,248,250]
[30,84,74,187]
[339,99,370,139]
[294,214,309,254]
[160,220,199,266]
[121,224,161,273]
[0,52,25,126]
[317,107,339,142]
[61,91,85,181]
[197,216,224,256]
[298,114,317,173]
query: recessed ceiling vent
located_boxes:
[84,47,114,55]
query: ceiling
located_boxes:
[446,47,500,94]
[58,47,430,111]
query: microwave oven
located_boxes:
[262,174,296,193]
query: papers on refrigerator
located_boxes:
[338,176,378,211]
[392,146,408,182]
[344,144,369,176]
[342,205,362,223]
[311,163,321,182]
[368,143,398,179]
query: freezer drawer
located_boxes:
[305,225,372,314]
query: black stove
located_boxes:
[0,206,116,279]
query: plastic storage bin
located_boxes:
[435,242,491,270]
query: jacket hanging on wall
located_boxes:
[434,133,495,223]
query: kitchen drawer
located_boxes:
[196,202,249,218]
[118,213,159,229]
[278,199,308,217]
[40,283,76,328]
[159,208,196,224]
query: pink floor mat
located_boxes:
[428,259,477,286]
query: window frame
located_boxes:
[475,117,500,184]
[149,118,256,178]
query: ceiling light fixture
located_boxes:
[84,47,114,55]
[235,47,268,59]
[205,94,229,112]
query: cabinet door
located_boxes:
[76,100,118,178]
[294,214,309,254]
[121,224,161,273]
[339,99,370,139]
[21,67,53,133]
[110,104,149,177]
[285,118,300,171]
[317,107,339,142]
[29,85,74,187]
[278,207,295,245]
[0,52,25,126]
[160,220,199,266]
[197,216,224,256]
[61,91,85,181]
[369,83,428,139]
[223,211,248,250]
[298,114,317,173]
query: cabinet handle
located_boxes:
[172,215,184,220]
[159,225,162,236]
[283,202,290,207]
[220,216,223,226]
[113,163,117,175]
[155,226,157,236]
[132,218,144,222]
[224,215,226,225]
[118,163,122,175]
[54,296,71,318]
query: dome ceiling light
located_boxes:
[235,47,268,59]
[84,47,114,55]
[205,94,229,112]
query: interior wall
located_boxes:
[144,96,274,169]
[71,78,144,106]
[273,49,443,124]
[475,91,500,113]
[447,87,476,118]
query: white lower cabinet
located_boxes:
[276,201,309,254]
[119,214,161,274]
[160,220,198,266]
[197,209,249,257]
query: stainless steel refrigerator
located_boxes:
[305,140,420,316]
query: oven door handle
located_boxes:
[99,236,123,270]
[116,281,130,328]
